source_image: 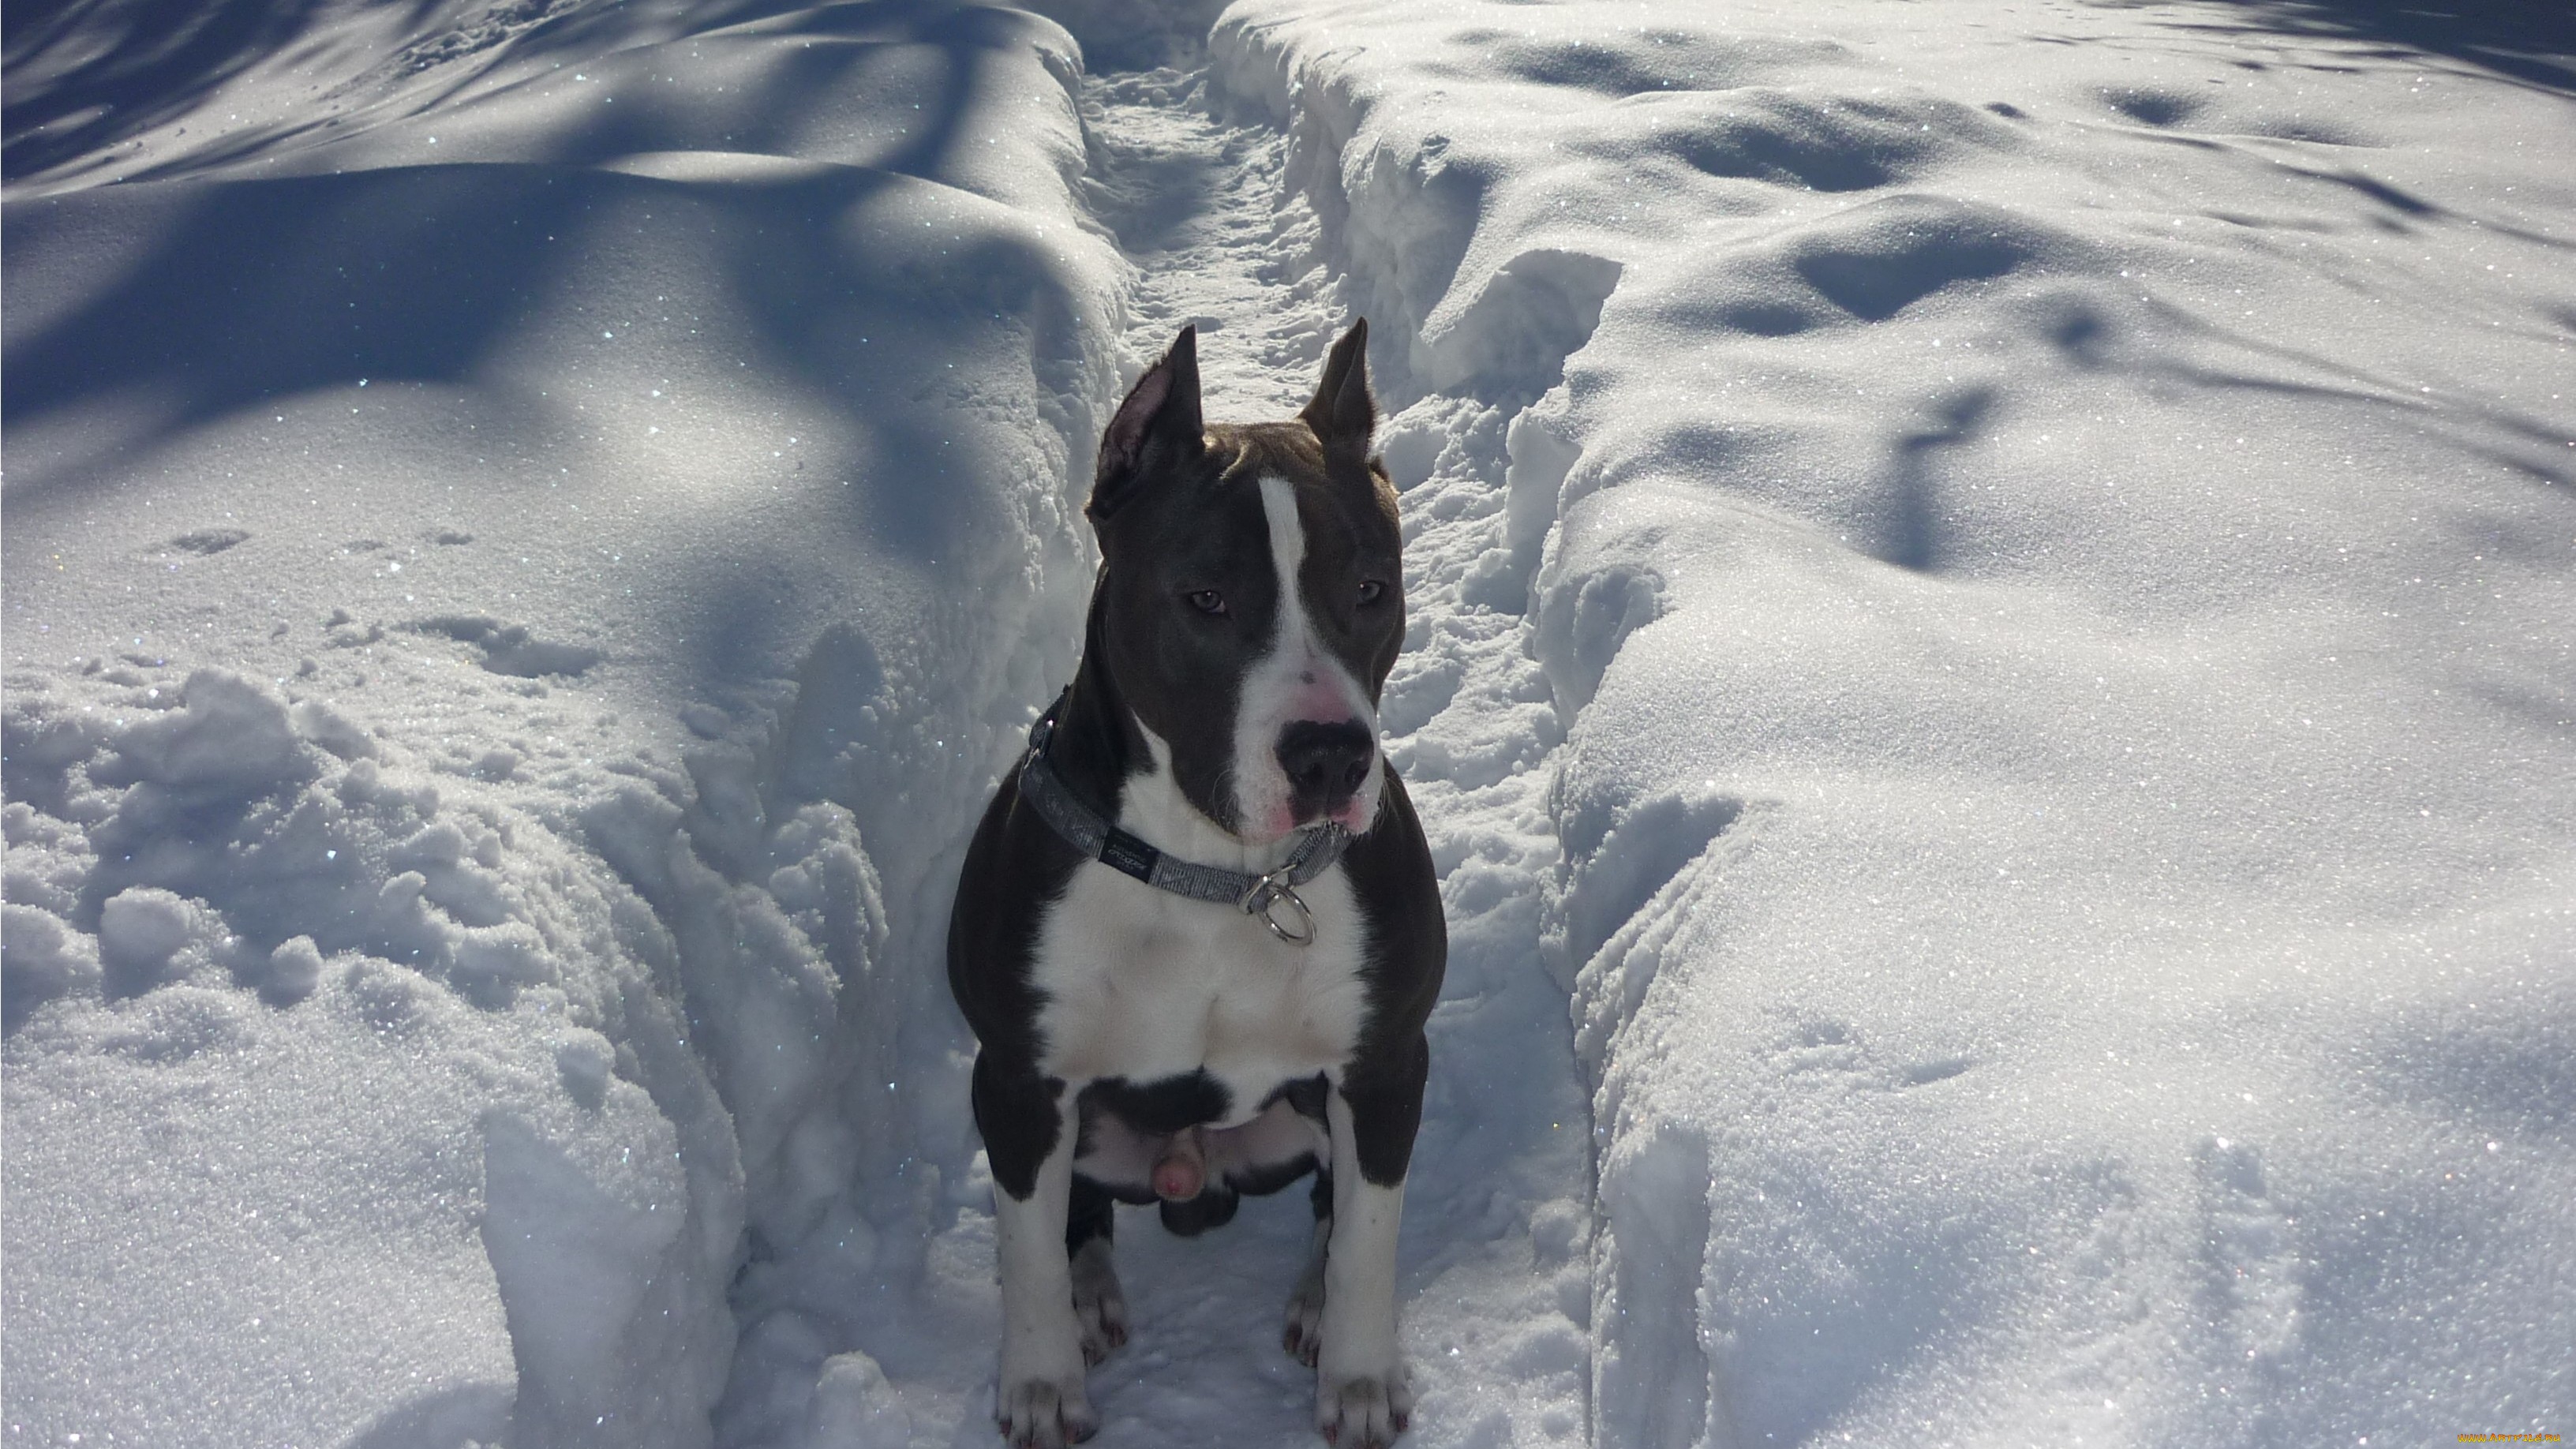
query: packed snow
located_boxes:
[5,0,2570,1446]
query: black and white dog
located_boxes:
[948,320,1443,1449]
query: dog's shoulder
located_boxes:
[947,769,1082,1054]
[1339,769,1445,1044]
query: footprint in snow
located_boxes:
[167,528,249,555]
[408,615,603,678]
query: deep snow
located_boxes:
[7,0,2574,1446]
[1199,1,2576,1440]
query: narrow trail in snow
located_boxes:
[1084,68,1342,412]
[709,54,1598,1449]
[1059,62,1597,1449]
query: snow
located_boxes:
[6,0,2573,1447]
[1201,2,2575,1441]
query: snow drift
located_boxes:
[9,0,1122,1443]
[1210,0,2576,1443]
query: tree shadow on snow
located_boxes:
[2,0,1042,436]
[2028,290,2572,493]
[5,0,1098,706]
[2,0,1002,185]
[2,0,332,182]
[4,163,627,427]
[438,0,1019,189]
[1868,388,1995,575]
[2110,0,2576,98]
[4,0,1020,464]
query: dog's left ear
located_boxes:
[1301,318,1375,455]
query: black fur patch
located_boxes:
[1222,1151,1320,1201]
[1159,1188,1240,1236]
[1264,1072,1331,1121]
[1080,1069,1233,1136]
[972,1056,1064,1202]
[1067,1175,1116,1254]
[1336,770,1445,1187]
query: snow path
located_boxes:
[1086,62,1595,1448]
[715,58,1597,1449]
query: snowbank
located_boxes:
[1211,0,2576,1443]
[7,0,1125,1443]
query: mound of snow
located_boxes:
[1213,0,2576,1442]
[4,666,743,1448]
[6,0,1127,1442]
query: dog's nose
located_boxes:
[1275,719,1373,821]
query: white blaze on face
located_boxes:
[1233,474,1383,842]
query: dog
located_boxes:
[948,319,1443,1448]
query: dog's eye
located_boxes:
[1186,589,1228,616]
[1356,580,1386,607]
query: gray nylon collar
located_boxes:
[1016,709,1352,945]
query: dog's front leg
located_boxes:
[1315,1039,1425,1447]
[977,1055,1095,1447]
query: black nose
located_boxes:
[1275,719,1373,821]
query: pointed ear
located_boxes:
[1300,318,1375,453]
[1091,326,1204,522]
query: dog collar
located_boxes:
[1016,710,1352,946]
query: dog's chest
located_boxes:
[1029,860,1368,1120]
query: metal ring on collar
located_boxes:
[1239,871,1316,946]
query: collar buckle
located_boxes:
[1238,867,1316,947]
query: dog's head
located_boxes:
[1085,320,1401,844]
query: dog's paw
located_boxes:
[1282,1274,1326,1367]
[998,1376,1098,1449]
[1315,1368,1412,1448]
[1069,1240,1129,1366]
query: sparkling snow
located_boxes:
[6,0,2570,1447]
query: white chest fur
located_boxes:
[1025,466,1383,1118]
[1028,853,1368,1120]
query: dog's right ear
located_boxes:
[1090,326,1204,522]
